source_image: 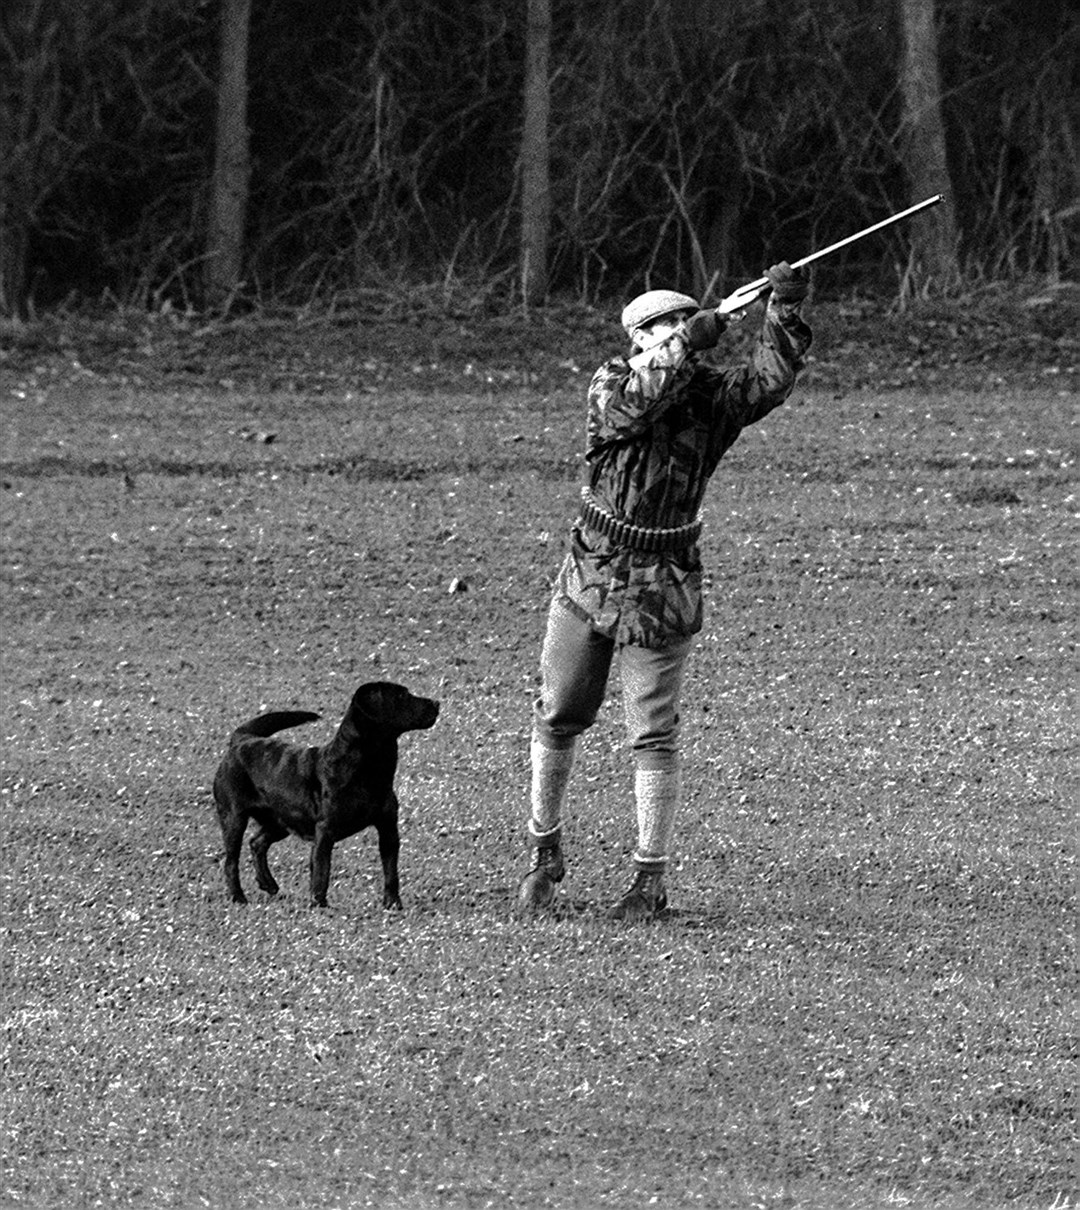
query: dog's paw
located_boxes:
[383,894,403,911]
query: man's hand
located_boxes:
[682,309,726,350]
[764,262,810,304]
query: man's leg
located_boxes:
[519,598,614,911]
[610,637,692,920]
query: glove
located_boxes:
[764,262,810,304]
[682,309,725,350]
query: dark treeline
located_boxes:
[1,0,1077,316]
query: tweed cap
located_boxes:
[620,289,700,336]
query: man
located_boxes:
[518,262,812,921]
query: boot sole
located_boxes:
[516,870,561,914]
[607,891,668,922]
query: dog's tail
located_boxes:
[231,710,321,741]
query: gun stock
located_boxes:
[716,194,944,315]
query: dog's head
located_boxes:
[348,681,440,735]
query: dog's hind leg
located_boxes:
[217,809,249,904]
[249,818,287,896]
[376,819,403,911]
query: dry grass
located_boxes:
[1,311,1076,1208]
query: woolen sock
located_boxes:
[633,764,681,866]
[529,739,576,836]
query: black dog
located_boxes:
[212,681,439,909]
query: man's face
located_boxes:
[632,311,691,351]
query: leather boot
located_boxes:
[517,830,565,913]
[608,862,668,922]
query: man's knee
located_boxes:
[631,741,680,773]
[629,715,682,769]
[533,700,598,748]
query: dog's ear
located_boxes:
[349,681,399,725]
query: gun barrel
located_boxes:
[717,194,944,314]
[791,194,944,272]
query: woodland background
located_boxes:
[1,0,1077,320]
[1,4,1076,1205]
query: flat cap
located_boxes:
[620,289,700,336]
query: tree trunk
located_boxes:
[700,117,747,303]
[205,0,251,309]
[0,114,32,318]
[897,0,959,290]
[520,0,551,307]
[1,0,55,318]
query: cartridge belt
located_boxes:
[577,486,702,554]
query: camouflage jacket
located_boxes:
[554,298,812,648]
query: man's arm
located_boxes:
[699,298,812,433]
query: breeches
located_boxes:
[532,598,692,771]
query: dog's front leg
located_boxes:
[223,851,247,904]
[309,824,335,908]
[377,820,402,910]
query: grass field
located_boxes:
[1,311,1076,1209]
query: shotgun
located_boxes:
[716,194,944,314]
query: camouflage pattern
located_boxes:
[554,298,812,648]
